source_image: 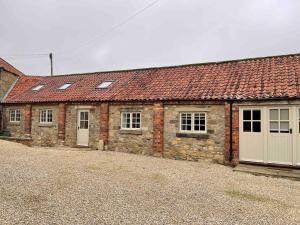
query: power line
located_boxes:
[57,0,161,56]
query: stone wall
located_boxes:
[65,105,100,149]
[108,104,154,155]
[31,105,59,146]
[3,105,26,138]
[163,104,225,163]
[0,70,18,101]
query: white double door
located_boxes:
[239,106,300,166]
[77,110,89,146]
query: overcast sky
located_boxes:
[1,0,300,75]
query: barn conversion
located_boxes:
[0,53,300,167]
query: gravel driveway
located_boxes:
[0,140,299,225]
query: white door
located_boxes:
[77,110,89,146]
[239,108,264,162]
[239,106,298,166]
[267,108,293,165]
[296,108,300,166]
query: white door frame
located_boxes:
[239,105,299,166]
[76,109,90,146]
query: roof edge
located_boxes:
[27,52,300,77]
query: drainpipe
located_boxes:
[229,101,234,162]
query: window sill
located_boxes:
[8,122,21,126]
[119,129,142,135]
[176,132,209,139]
[39,123,53,127]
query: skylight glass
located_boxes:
[58,83,72,90]
[32,84,45,91]
[97,81,114,89]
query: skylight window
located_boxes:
[32,84,45,91]
[58,83,72,90]
[97,81,114,89]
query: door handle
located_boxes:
[290,128,292,134]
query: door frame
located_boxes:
[76,109,90,146]
[239,105,299,166]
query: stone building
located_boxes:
[0,54,300,167]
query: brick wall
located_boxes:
[99,103,109,145]
[224,102,239,165]
[153,103,164,156]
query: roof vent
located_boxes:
[96,80,114,89]
[32,84,45,91]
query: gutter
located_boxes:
[229,101,234,162]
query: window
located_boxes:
[10,109,21,122]
[79,111,89,129]
[242,109,261,132]
[97,81,114,89]
[40,109,53,123]
[32,84,45,91]
[121,112,141,129]
[58,83,72,90]
[269,109,289,133]
[180,112,206,133]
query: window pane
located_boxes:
[181,113,192,131]
[243,110,251,120]
[252,110,261,120]
[80,112,85,120]
[243,122,251,132]
[270,109,278,120]
[10,110,15,121]
[15,110,21,122]
[122,113,130,128]
[280,122,289,133]
[280,109,289,120]
[132,113,141,129]
[194,113,200,131]
[252,122,261,132]
[270,121,279,132]
[47,110,53,122]
[40,110,47,122]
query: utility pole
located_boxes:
[49,52,53,76]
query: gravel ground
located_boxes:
[0,140,299,225]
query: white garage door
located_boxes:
[239,106,300,166]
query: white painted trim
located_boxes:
[179,112,207,134]
[120,112,141,130]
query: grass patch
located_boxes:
[149,173,167,183]
[225,189,273,203]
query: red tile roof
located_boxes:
[0,58,25,77]
[4,53,300,103]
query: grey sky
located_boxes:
[1,0,300,75]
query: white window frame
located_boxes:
[39,109,53,124]
[58,83,72,90]
[242,109,262,133]
[97,80,114,89]
[32,84,45,91]
[179,112,207,134]
[9,109,21,122]
[269,108,290,133]
[121,112,141,130]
